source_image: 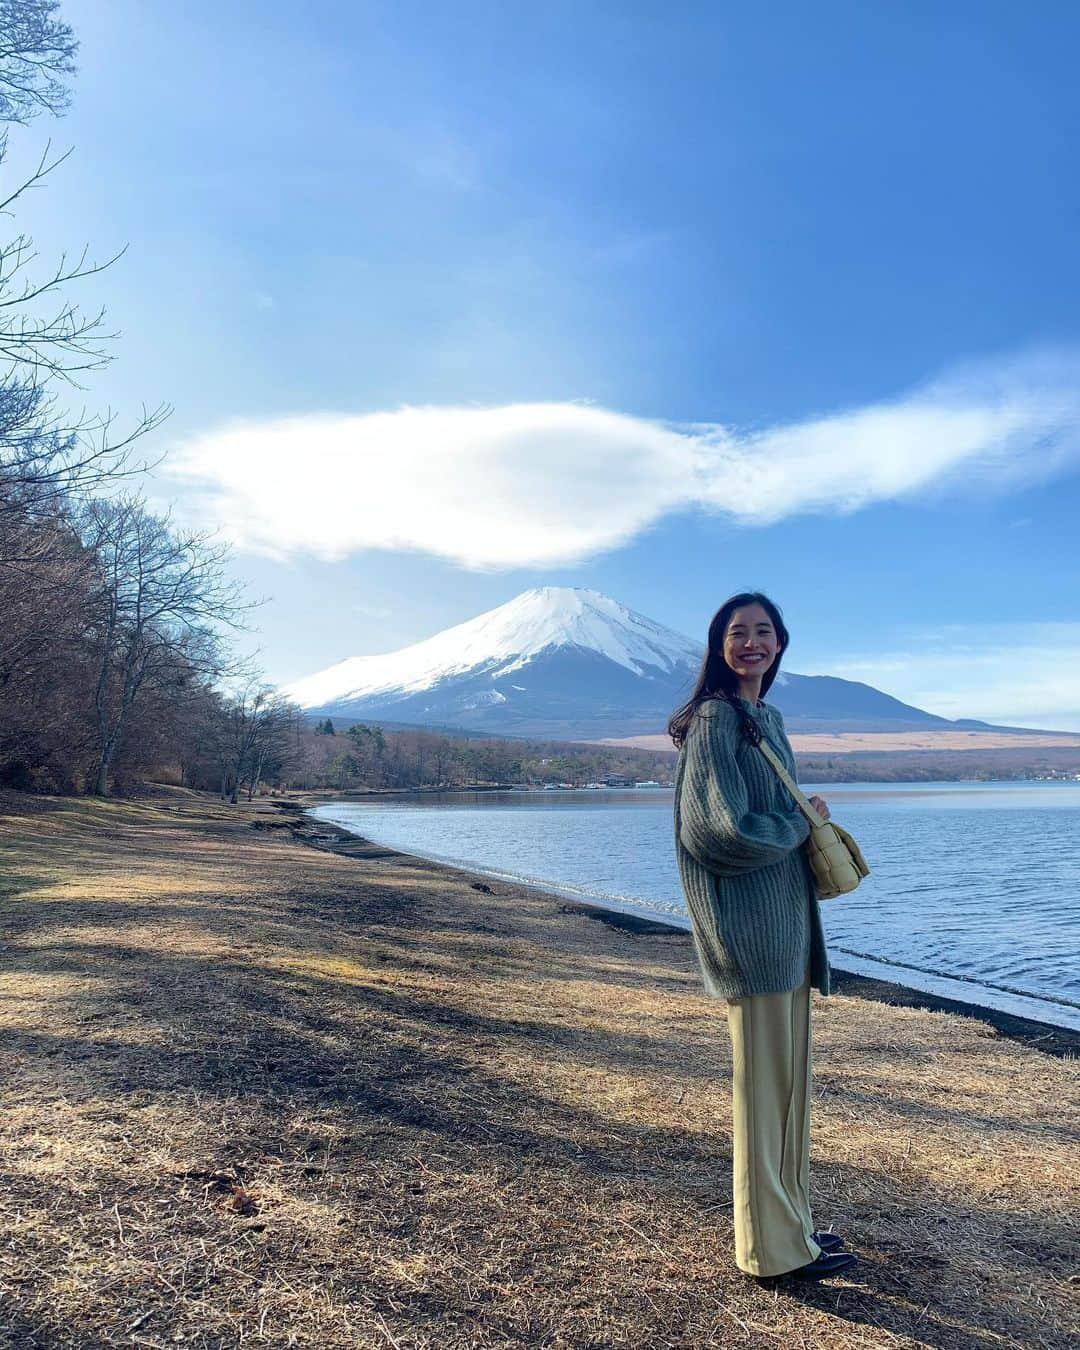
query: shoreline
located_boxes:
[292,802,1080,1059]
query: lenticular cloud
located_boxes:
[165,351,1080,569]
[167,403,698,568]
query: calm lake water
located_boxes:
[311,781,1080,1031]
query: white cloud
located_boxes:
[809,623,1080,731]
[166,403,692,568]
[164,349,1080,570]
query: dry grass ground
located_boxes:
[0,788,1076,1349]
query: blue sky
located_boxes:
[10,1,1080,727]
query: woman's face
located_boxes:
[723,603,781,681]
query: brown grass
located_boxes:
[0,787,1077,1348]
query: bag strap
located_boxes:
[753,737,828,828]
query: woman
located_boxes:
[669,592,855,1281]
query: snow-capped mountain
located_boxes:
[286,587,702,737]
[285,586,982,738]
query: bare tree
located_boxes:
[210,676,296,803]
[0,9,143,497]
[0,13,165,527]
[0,140,129,380]
[0,140,170,531]
[82,496,249,796]
[0,383,167,526]
[0,0,77,125]
[0,5,226,797]
[244,695,297,800]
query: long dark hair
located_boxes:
[667,591,790,748]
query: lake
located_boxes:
[311,781,1080,1031]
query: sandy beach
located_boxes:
[1,786,1077,1348]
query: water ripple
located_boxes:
[313,781,1080,1029]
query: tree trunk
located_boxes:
[94,739,116,796]
[246,751,264,801]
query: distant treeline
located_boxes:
[288,726,1080,793]
[291,720,676,791]
[796,747,1080,783]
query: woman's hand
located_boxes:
[808,794,831,822]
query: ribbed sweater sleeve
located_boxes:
[678,705,811,876]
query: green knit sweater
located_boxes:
[673,696,830,999]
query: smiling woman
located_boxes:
[670,593,852,1281]
[723,608,780,679]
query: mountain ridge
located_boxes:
[285,587,1007,738]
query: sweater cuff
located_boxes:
[791,810,812,842]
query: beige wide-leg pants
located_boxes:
[726,972,821,1277]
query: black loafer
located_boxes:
[788,1250,857,1280]
[812,1231,844,1253]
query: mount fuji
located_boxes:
[285,587,983,739]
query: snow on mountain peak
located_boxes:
[284,587,703,710]
[492,587,700,671]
